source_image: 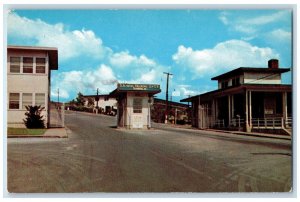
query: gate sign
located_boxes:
[118,83,160,91]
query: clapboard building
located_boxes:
[181,59,292,135]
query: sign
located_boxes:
[118,83,160,92]
[132,115,143,128]
[264,109,274,115]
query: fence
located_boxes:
[213,119,225,128]
[286,117,292,128]
[251,117,283,129]
[49,102,65,128]
[230,118,245,128]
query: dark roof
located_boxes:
[211,67,290,80]
[8,45,58,70]
[180,84,292,102]
[154,98,188,108]
[83,94,110,98]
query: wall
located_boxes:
[125,92,150,129]
[244,72,281,84]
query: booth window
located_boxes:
[133,98,142,113]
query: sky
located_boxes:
[7,9,292,102]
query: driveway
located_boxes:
[7,110,292,193]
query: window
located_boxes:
[232,77,240,86]
[133,98,142,113]
[9,93,20,109]
[22,93,32,109]
[35,93,45,108]
[36,58,46,73]
[23,57,33,73]
[221,81,228,89]
[10,57,21,73]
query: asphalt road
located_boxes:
[7,111,292,193]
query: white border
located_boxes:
[1,1,299,201]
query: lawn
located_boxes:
[7,128,46,136]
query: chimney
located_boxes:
[268,59,279,69]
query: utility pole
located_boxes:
[96,88,99,109]
[163,72,173,124]
[57,88,60,109]
[95,88,99,114]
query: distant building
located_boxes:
[7,45,58,128]
[151,98,190,124]
[181,59,292,134]
[82,94,117,114]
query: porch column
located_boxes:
[215,98,218,120]
[282,92,287,127]
[249,91,252,128]
[228,95,231,127]
[245,90,250,132]
[212,99,215,126]
[231,95,234,118]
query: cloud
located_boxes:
[267,29,292,43]
[219,10,291,36]
[172,40,279,78]
[51,65,118,99]
[7,12,111,61]
[109,51,156,68]
[241,11,288,26]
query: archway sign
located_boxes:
[109,83,161,129]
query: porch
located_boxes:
[187,84,292,135]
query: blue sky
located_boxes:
[7,9,292,102]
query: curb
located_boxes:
[154,123,291,141]
[206,129,291,141]
[7,135,68,138]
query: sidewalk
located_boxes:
[154,123,291,140]
[7,127,68,138]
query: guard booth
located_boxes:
[109,83,161,129]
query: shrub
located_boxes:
[23,105,45,128]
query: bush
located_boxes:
[23,105,45,128]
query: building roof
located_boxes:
[180,84,292,103]
[110,83,161,96]
[211,67,290,81]
[154,98,188,108]
[83,94,110,98]
[7,45,58,70]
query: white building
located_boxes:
[83,94,117,114]
[7,45,58,128]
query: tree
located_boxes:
[87,97,94,107]
[23,105,45,128]
[76,92,85,106]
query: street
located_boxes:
[7,111,292,193]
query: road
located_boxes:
[7,111,292,193]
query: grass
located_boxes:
[7,128,46,136]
